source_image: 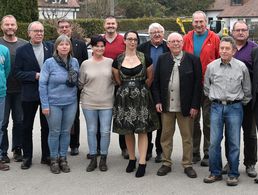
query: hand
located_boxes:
[35,72,40,80]
[156,103,162,113]
[190,108,198,118]
[42,108,50,116]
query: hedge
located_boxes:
[0,18,192,41]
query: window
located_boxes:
[231,0,243,5]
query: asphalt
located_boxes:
[0,110,257,195]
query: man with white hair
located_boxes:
[153,32,202,178]
[137,22,169,162]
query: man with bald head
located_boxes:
[153,32,202,178]
[14,21,53,169]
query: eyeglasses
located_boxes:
[29,29,44,33]
[126,38,138,42]
[233,29,248,33]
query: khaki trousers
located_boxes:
[161,112,193,168]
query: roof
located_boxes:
[206,0,258,18]
[38,0,80,8]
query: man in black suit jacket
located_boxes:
[137,23,169,163]
[14,21,53,169]
[153,32,202,178]
[57,19,88,156]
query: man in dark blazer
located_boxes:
[153,32,202,178]
[137,23,169,163]
[14,21,53,169]
[57,19,88,156]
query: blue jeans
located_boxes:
[46,102,77,158]
[0,97,6,157]
[0,93,23,155]
[82,109,112,155]
[209,102,243,178]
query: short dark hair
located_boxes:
[57,18,72,27]
[90,35,106,47]
[124,30,140,45]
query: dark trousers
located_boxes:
[147,112,162,155]
[22,101,49,160]
[70,91,80,149]
[226,101,257,166]
[1,93,23,154]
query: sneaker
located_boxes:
[203,174,223,183]
[13,148,23,162]
[246,165,257,178]
[226,177,238,186]
[1,155,10,163]
[200,154,209,167]
[192,153,201,164]
[222,163,230,175]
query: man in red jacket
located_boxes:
[183,10,220,167]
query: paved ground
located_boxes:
[0,110,258,195]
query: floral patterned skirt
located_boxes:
[113,81,160,135]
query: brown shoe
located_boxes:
[157,165,171,176]
[203,174,223,183]
[184,167,197,178]
[0,161,9,171]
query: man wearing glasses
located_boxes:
[14,21,53,169]
[153,32,202,178]
[137,23,169,163]
[223,21,258,177]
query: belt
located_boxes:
[212,99,241,105]
[122,80,145,87]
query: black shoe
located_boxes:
[21,158,32,170]
[192,153,201,164]
[70,148,79,156]
[1,155,10,163]
[13,148,23,162]
[157,165,171,176]
[41,157,51,165]
[155,153,162,163]
[121,149,129,159]
[50,158,60,174]
[200,154,209,167]
[135,164,146,178]
[59,157,70,173]
[184,167,197,178]
[146,153,152,161]
[126,159,136,173]
[86,155,97,172]
[99,155,108,172]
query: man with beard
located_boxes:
[0,15,27,164]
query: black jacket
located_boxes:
[70,38,88,65]
[152,51,202,116]
[14,42,53,101]
[137,40,169,60]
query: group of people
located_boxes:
[0,10,258,186]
